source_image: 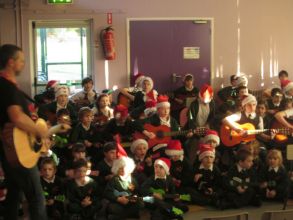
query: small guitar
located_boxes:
[113,190,154,203]
[134,124,207,147]
[220,122,292,147]
[2,118,69,168]
[150,188,191,202]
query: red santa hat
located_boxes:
[241,94,257,107]
[46,80,58,90]
[134,72,145,85]
[141,76,154,91]
[165,140,184,157]
[198,143,215,161]
[156,95,170,109]
[281,80,293,93]
[114,104,128,118]
[111,156,135,175]
[203,130,220,146]
[199,84,213,103]
[144,99,157,116]
[55,85,69,97]
[154,157,171,174]
[130,139,148,153]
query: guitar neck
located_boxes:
[246,128,292,135]
[246,129,270,135]
[164,128,205,137]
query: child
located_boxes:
[187,144,222,207]
[92,93,114,128]
[70,107,102,163]
[96,142,117,188]
[131,76,158,119]
[281,79,293,99]
[40,158,65,220]
[223,149,261,208]
[70,77,97,108]
[135,95,180,143]
[141,157,189,220]
[67,159,101,220]
[171,74,199,121]
[130,139,153,184]
[259,149,289,201]
[165,140,192,192]
[104,156,141,220]
[267,88,283,115]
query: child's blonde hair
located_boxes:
[266,149,283,166]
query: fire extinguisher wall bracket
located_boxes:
[100,26,116,60]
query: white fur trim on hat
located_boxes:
[130,139,148,153]
[55,86,69,97]
[135,75,145,86]
[165,149,184,156]
[199,150,215,161]
[242,94,257,107]
[111,157,135,175]
[154,159,170,175]
[140,77,154,91]
[156,102,170,109]
[203,135,220,146]
[236,74,248,87]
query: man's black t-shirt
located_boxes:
[0,77,30,130]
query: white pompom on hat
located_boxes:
[130,139,148,153]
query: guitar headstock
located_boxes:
[193,127,207,136]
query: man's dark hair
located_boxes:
[81,77,93,87]
[0,44,22,69]
[278,70,288,78]
[230,74,237,83]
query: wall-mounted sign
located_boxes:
[183,47,200,59]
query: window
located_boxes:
[33,20,92,91]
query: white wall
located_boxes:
[1,0,293,95]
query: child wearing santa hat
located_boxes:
[186,144,222,207]
[103,105,137,142]
[141,157,189,219]
[104,156,142,220]
[222,94,274,147]
[165,140,192,192]
[134,95,180,145]
[130,139,153,184]
[34,80,59,105]
[38,85,77,125]
[131,76,158,119]
[281,79,293,99]
[119,72,145,103]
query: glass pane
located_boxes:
[47,64,82,81]
[35,25,89,84]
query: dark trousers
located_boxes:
[107,202,140,220]
[0,146,47,220]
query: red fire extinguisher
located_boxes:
[100,26,116,60]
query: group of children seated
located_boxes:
[1,70,293,220]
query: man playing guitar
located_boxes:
[0,45,69,220]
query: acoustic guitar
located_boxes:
[134,123,207,147]
[220,122,292,147]
[2,118,67,168]
[270,120,293,143]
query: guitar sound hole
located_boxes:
[156,131,164,139]
[33,140,42,152]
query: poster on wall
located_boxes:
[183,47,200,59]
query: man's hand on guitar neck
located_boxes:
[143,130,156,139]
